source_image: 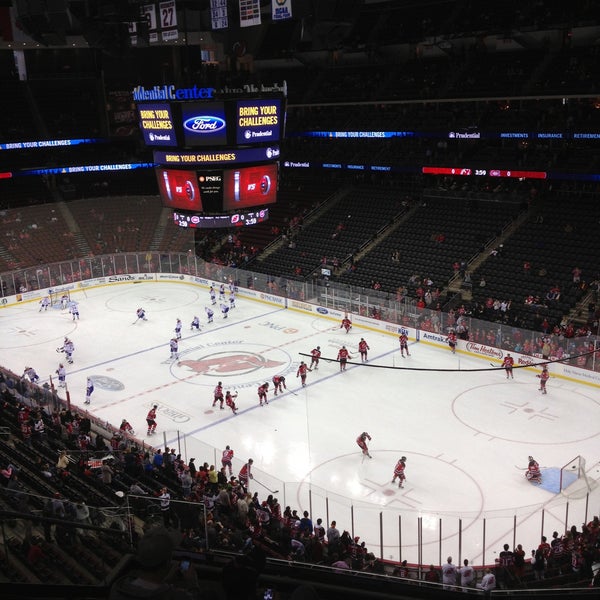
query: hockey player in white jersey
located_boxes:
[205,306,214,323]
[69,300,79,320]
[59,337,75,364]
[39,296,50,311]
[175,318,182,340]
[219,283,226,302]
[136,308,147,321]
[229,291,236,309]
[220,303,229,319]
[169,338,179,360]
[55,363,66,387]
[24,367,40,383]
[60,294,69,310]
[84,377,94,404]
[190,316,201,331]
[209,286,216,305]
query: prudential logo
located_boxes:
[183,116,226,134]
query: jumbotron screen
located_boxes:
[222,163,278,210]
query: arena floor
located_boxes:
[2,281,599,565]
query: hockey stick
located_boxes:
[253,478,279,494]
[131,317,140,325]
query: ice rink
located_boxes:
[2,280,599,565]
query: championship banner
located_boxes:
[210,0,228,30]
[141,3,159,43]
[239,0,261,27]
[160,0,178,42]
[272,0,292,21]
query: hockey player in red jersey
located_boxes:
[392,456,407,488]
[258,382,269,406]
[212,381,224,409]
[341,315,352,333]
[358,338,370,362]
[120,419,135,435]
[310,346,321,370]
[447,330,457,354]
[537,366,549,394]
[356,432,372,458]
[221,445,234,475]
[272,375,287,395]
[146,405,158,436]
[502,353,515,379]
[399,333,410,357]
[525,455,541,484]
[297,361,311,386]
[337,345,351,371]
[239,458,253,491]
[225,390,238,414]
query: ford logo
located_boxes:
[183,116,226,134]
[316,307,328,315]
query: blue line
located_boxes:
[55,306,286,379]
[164,343,405,446]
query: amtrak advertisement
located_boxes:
[235,99,281,145]
[181,102,227,147]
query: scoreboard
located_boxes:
[136,84,285,228]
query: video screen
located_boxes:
[235,99,281,145]
[156,168,202,211]
[138,103,177,146]
[181,102,227,147]
[222,163,278,211]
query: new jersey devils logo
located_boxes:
[178,351,285,376]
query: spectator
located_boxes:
[477,568,496,593]
[441,556,457,589]
[459,558,475,589]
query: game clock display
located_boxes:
[222,163,278,210]
[173,208,269,229]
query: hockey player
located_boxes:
[229,291,236,309]
[62,337,74,364]
[175,318,182,340]
[205,306,214,323]
[392,456,407,488]
[212,382,224,409]
[356,432,372,458]
[23,367,40,383]
[190,315,201,331]
[225,391,238,414]
[310,346,321,370]
[221,445,234,475]
[358,338,370,362]
[399,332,410,357]
[84,377,94,404]
[120,419,135,435]
[219,283,226,302]
[258,382,269,406]
[297,361,310,386]
[209,286,216,305]
[39,296,50,311]
[447,330,457,354]
[136,308,147,321]
[220,303,229,319]
[146,405,158,435]
[60,294,69,310]
[502,353,515,379]
[169,338,179,360]
[525,455,542,484]
[341,315,352,333]
[337,345,351,372]
[69,299,79,320]
[272,375,287,395]
[238,458,253,491]
[537,366,549,394]
[55,363,66,387]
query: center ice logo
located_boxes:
[178,351,285,376]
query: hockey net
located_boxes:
[49,289,70,306]
[559,455,597,498]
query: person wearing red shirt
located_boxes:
[399,333,410,357]
[146,405,157,436]
[341,316,352,333]
[392,456,407,488]
[337,346,351,371]
[221,445,234,475]
[297,361,310,386]
[310,346,321,370]
[257,382,269,406]
[537,366,549,394]
[447,331,457,354]
[225,391,238,414]
[502,353,515,379]
[120,419,134,435]
[272,375,287,395]
[356,432,372,458]
[239,458,253,491]
[212,382,224,409]
[358,338,370,362]
[526,456,542,484]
